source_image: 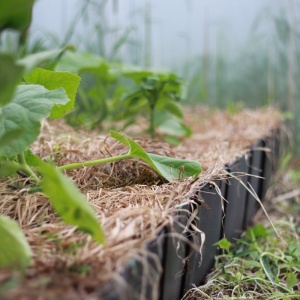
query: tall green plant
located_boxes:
[122,69,191,143]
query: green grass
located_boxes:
[183,163,300,300]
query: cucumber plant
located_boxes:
[0,0,201,269]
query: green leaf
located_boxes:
[157,117,192,137]
[0,53,24,107]
[246,224,268,239]
[286,272,297,290]
[121,86,144,102]
[148,153,201,180]
[0,160,19,178]
[163,135,181,146]
[39,163,105,244]
[0,129,24,153]
[245,260,261,268]
[24,68,80,118]
[0,0,35,31]
[122,68,154,82]
[260,254,279,284]
[110,130,201,182]
[17,49,64,74]
[214,237,232,253]
[0,215,32,269]
[288,241,300,258]
[24,149,45,167]
[0,84,70,157]
[164,101,183,118]
[54,51,104,74]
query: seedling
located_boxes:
[122,69,191,142]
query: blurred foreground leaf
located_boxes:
[0,215,32,269]
[0,54,24,107]
[0,84,70,157]
[39,163,105,244]
[18,49,65,74]
[0,0,35,31]
[54,51,104,73]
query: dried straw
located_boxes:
[0,107,282,299]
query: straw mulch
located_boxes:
[0,107,282,299]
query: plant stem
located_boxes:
[17,153,40,183]
[149,105,155,139]
[58,153,130,171]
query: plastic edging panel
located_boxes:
[260,138,273,200]
[273,128,281,173]
[182,180,225,292]
[99,231,165,300]
[243,140,264,228]
[160,205,189,300]
[224,156,249,242]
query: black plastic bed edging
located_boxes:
[98,230,165,300]
[243,140,265,228]
[223,155,250,242]
[160,204,189,300]
[101,129,281,300]
[183,180,224,291]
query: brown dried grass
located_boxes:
[0,107,283,299]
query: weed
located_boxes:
[183,166,300,300]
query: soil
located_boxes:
[0,107,283,300]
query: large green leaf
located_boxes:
[0,84,70,157]
[17,49,64,74]
[54,51,104,74]
[110,130,201,182]
[0,54,24,107]
[39,163,105,244]
[0,0,35,31]
[25,68,80,118]
[0,215,32,269]
[148,153,201,180]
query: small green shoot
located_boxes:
[214,237,232,254]
[59,130,201,182]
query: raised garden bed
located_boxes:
[0,108,282,300]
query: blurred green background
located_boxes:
[2,0,299,152]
